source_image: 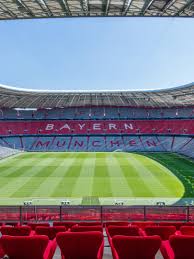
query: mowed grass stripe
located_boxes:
[144,152,192,197]
[4,157,58,178]
[11,154,74,198]
[0,152,187,203]
[0,166,48,197]
[106,154,134,197]
[114,154,154,197]
[0,153,46,168]
[72,153,96,197]
[152,153,194,172]
[0,158,58,197]
[142,155,184,196]
[93,153,109,177]
[92,153,112,197]
[0,154,54,178]
[0,153,22,166]
[51,153,83,197]
[128,154,183,197]
[32,153,77,197]
[10,168,56,197]
[138,153,184,196]
[126,154,169,196]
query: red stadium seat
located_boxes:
[78,221,102,226]
[131,221,155,229]
[144,226,176,240]
[53,221,76,229]
[107,225,140,238]
[35,226,66,240]
[161,235,194,259]
[180,226,194,236]
[1,226,31,236]
[158,222,187,230]
[111,235,161,259]
[27,222,50,230]
[56,231,104,259]
[185,222,194,226]
[105,222,129,227]
[0,235,56,259]
[71,225,103,232]
[4,222,19,227]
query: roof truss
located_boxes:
[0,83,194,108]
[0,0,194,18]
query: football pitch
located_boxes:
[0,152,194,205]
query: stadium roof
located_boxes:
[0,83,194,108]
[0,0,194,19]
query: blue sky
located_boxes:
[0,17,194,91]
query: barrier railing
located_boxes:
[0,205,193,224]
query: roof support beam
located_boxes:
[80,0,88,15]
[0,1,17,17]
[36,0,53,16]
[14,0,34,16]
[140,0,155,15]
[160,0,176,13]
[105,0,111,15]
[174,0,194,15]
[33,0,50,16]
[0,0,193,18]
[57,0,71,15]
[122,0,133,15]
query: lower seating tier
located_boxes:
[1,135,194,156]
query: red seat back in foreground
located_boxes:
[35,226,66,240]
[71,225,103,232]
[112,235,161,259]
[180,226,194,236]
[131,221,155,229]
[107,226,140,237]
[53,221,76,229]
[170,235,194,259]
[145,226,176,240]
[0,235,50,259]
[158,222,186,230]
[1,226,31,236]
[27,222,50,230]
[56,231,104,259]
[4,222,19,227]
[106,222,129,227]
[78,222,102,226]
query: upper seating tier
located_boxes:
[1,106,194,120]
[0,119,194,136]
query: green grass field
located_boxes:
[0,152,194,205]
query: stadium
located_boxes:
[0,2,194,258]
[0,82,194,206]
[0,82,194,257]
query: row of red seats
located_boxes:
[1,220,194,228]
[0,223,188,238]
[0,232,104,259]
[2,224,194,258]
[0,224,104,259]
[106,225,194,259]
[0,119,194,135]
